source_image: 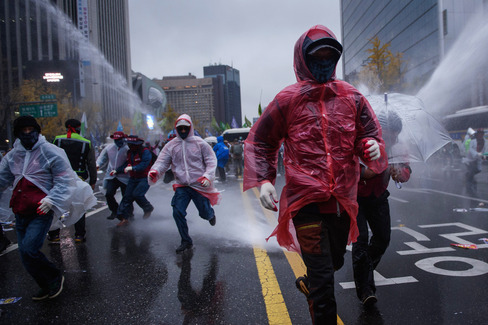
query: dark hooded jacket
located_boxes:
[243,25,387,251]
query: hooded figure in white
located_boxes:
[0,135,96,229]
[148,114,220,253]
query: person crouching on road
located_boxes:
[114,135,154,226]
[0,116,96,300]
[96,131,133,220]
[148,114,221,253]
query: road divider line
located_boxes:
[249,186,344,325]
[241,184,292,325]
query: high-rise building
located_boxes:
[154,73,225,134]
[341,0,485,106]
[204,64,242,127]
[0,0,132,149]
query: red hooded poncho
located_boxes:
[243,25,388,252]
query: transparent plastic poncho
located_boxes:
[0,136,96,229]
[243,25,388,252]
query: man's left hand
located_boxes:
[124,165,133,173]
[363,139,380,161]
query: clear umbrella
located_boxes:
[366,93,453,164]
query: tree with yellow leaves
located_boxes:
[10,80,80,141]
[357,37,405,93]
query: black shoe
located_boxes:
[47,234,60,244]
[74,235,86,243]
[209,215,216,226]
[362,294,377,307]
[295,275,310,297]
[0,237,11,253]
[143,207,154,220]
[107,212,117,220]
[32,287,49,301]
[176,242,193,254]
[48,275,64,299]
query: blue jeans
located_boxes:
[171,187,215,245]
[15,213,61,289]
[118,177,153,219]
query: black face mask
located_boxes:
[18,131,39,150]
[177,126,190,140]
[114,139,125,148]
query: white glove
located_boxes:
[109,170,116,176]
[148,170,160,184]
[37,197,53,215]
[200,177,210,187]
[260,182,278,211]
[364,139,380,161]
[124,165,133,173]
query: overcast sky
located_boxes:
[128,0,342,122]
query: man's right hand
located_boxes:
[260,182,278,211]
[109,170,116,176]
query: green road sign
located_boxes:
[19,103,58,118]
[40,94,56,100]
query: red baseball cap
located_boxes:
[110,131,127,140]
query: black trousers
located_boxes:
[293,207,350,325]
[351,190,391,300]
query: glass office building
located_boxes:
[341,0,483,92]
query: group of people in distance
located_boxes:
[1,25,412,325]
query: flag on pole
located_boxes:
[258,103,262,116]
[117,121,123,131]
[231,116,238,129]
[80,112,87,137]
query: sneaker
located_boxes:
[48,275,64,299]
[107,212,117,220]
[32,288,49,301]
[143,207,154,220]
[176,242,193,254]
[74,235,86,243]
[47,234,60,243]
[0,237,11,253]
[209,215,216,226]
[116,219,130,227]
[295,275,310,297]
[362,294,377,307]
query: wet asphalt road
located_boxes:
[1,161,488,324]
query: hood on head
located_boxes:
[175,114,194,139]
[217,136,224,143]
[293,25,342,83]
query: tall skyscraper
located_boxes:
[341,0,486,110]
[155,73,225,133]
[0,0,132,149]
[204,64,242,127]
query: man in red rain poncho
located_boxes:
[243,25,388,324]
[148,114,221,253]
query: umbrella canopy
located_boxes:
[204,136,217,145]
[366,93,453,163]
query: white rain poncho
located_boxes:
[0,135,96,229]
[150,114,221,205]
[96,143,130,186]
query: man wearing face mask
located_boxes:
[148,114,221,253]
[47,119,97,244]
[0,116,96,300]
[114,135,154,226]
[96,131,132,220]
[243,25,387,324]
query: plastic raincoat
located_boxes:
[150,114,221,205]
[243,25,387,252]
[96,143,130,186]
[0,136,96,229]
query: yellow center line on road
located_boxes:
[241,184,292,325]
[249,186,345,325]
